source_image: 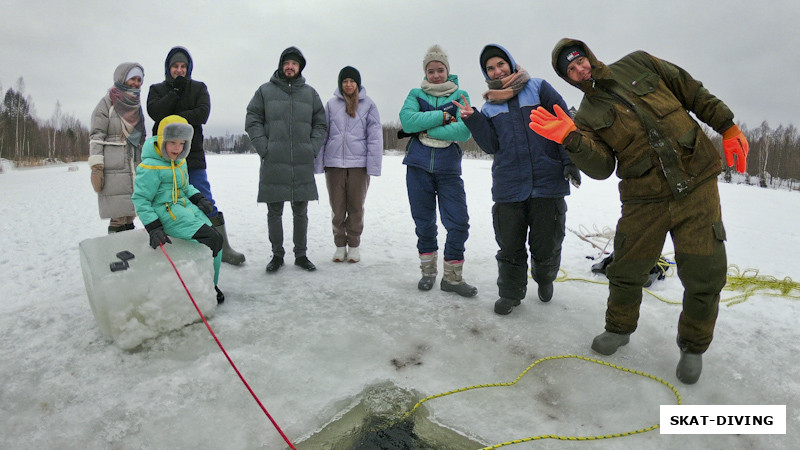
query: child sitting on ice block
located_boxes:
[132,115,225,303]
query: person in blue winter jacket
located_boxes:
[399,45,477,298]
[132,115,224,304]
[454,44,580,315]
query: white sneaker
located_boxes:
[332,247,346,262]
[347,246,360,263]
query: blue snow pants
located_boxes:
[405,166,469,261]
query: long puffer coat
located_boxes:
[245,49,327,203]
[89,62,145,219]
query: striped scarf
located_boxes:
[109,82,145,147]
[482,66,531,104]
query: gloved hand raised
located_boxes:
[563,163,581,188]
[529,104,577,144]
[172,76,187,97]
[146,221,172,249]
[722,125,749,173]
[190,193,214,215]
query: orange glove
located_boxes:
[722,125,749,173]
[529,104,577,144]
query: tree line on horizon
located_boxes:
[2,77,798,190]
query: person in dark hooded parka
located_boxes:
[455,44,579,315]
[147,46,246,266]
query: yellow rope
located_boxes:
[722,264,800,305]
[400,354,681,449]
[384,262,797,448]
[555,264,799,307]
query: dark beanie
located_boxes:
[279,47,306,73]
[480,45,512,74]
[168,51,189,68]
[557,46,587,76]
[338,66,361,92]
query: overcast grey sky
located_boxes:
[3,0,798,137]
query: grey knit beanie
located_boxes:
[422,44,450,74]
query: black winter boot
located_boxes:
[294,256,316,271]
[266,255,284,273]
[494,298,521,315]
[537,282,554,302]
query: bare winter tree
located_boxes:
[47,101,63,159]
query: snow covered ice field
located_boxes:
[1,153,798,449]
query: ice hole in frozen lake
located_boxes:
[295,381,485,449]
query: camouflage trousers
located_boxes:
[605,180,727,353]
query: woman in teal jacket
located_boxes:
[132,115,224,303]
[399,45,476,298]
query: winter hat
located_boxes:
[422,44,450,73]
[557,45,587,76]
[338,66,361,92]
[279,46,307,73]
[156,115,194,158]
[125,66,144,82]
[480,45,512,74]
[168,51,189,68]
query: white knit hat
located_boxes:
[423,44,450,74]
[125,66,144,82]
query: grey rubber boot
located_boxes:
[676,350,703,384]
[418,252,437,291]
[210,212,246,265]
[440,260,478,297]
[591,331,631,355]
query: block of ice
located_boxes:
[79,229,216,350]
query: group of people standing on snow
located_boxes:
[89,39,749,385]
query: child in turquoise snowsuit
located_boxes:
[132,115,224,303]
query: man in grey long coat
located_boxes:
[246,46,327,273]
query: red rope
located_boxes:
[160,243,297,449]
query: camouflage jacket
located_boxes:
[551,38,736,203]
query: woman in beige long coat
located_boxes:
[89,62,146,233]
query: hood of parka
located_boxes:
[551,38,610,94]
[163,46,194,81]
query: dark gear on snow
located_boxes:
[592,252,670,287]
